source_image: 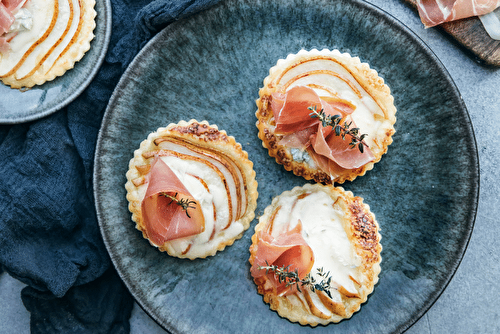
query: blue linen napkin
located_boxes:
[0,0,220,332]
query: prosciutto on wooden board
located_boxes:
[417,0,500,27]
[250,221,314,296]
[271,85,374,170]
[141,156,205,246]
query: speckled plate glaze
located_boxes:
[94,0,479,333]
[0,0,112,124]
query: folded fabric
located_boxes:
[416,0,500,27]
[21,267,134,334]
[0,0,220,332]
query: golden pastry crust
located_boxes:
[0,0,96,89]
[249,183,382,326]
[125,120,258,259]
[256,49,397,184]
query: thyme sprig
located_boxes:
[258,262,333,298]
[309,105,368,153]
[160,192,197,218]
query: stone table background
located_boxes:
[1,0,498,333]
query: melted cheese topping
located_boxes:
[269,189,361,303]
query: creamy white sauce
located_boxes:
[8,8,33,33]
[157,140,244,223]
[269,189,361,301]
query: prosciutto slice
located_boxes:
[310,120,375,169]
[0,3,15,35]
[4,0,28,11]
[271,85,374,171]
[141,156,205,246]
[416,0,500,27]
[0,0,28,35]
[250,221,314,296]
[272,87,323,134]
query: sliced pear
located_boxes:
[42,0,80,73]
[0,0,56,77]
[43,0,95,81]
[15,0,73,80]
[317,289,347,317]
[302,288,331,319]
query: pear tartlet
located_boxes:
[249,183,381,326]
[256,49,397,184]
[125,120,258,259]
[0,0,96,89]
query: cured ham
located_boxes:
[0,3,15,35]
[3,0,28,11]
[271,85,375,170]
[310,120,375,169]
[141,156,205,246]
[272,86,322,134]
[250,221,314,296]
[416,0,500,27]
[0,0,29,43]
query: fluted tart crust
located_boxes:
[125,120,258,259]
[249,183,381,326]
[256,49,397,184]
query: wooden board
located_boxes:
[403,0,500,66]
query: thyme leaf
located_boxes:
[160,192,197,218]
[309,105,368,153]
[258,262,333,298]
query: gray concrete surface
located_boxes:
[1,0,499,333]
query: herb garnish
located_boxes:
[309,105,368,153]
[160,192,197,218]
[258,262,333,298]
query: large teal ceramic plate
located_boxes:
[94,0,479,333]
[0,0,111,124]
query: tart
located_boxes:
[249,183,382,326]
[256,49,397,184]
[0,0,96,89]
[125,120,258,259]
